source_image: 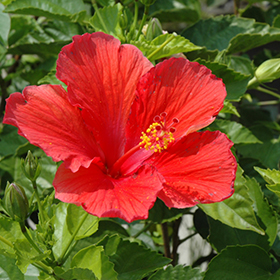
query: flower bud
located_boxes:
[139,0,157,6]
[21,151,41,182]
[4,182,29,223]
[248,58,280,88]
[145,18,163,40]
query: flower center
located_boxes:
[139,112,179,153]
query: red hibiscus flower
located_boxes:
[3,32,236,222]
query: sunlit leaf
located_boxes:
[199,166,265,235]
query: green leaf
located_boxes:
[0,3,11,46]
[237,137,280,169]
[8,20,82,55]
[182,15,280,54]
[52,203,100,260]
[0,254,24,280]
[71,245,117,280]
[199,166,265,235]
[89,3,125,42]
[255,167,280,185]
[149,0,201,23]
[97,235,171,280]
[4,0,87,23]
[148,199,186,223]
[195,58,251,101]
[54,267,98,280]
[37,70,66,88]
[66,204,99,240]
[245,177,277,247]
[0,215,24,256]
[90,220,129,244]
[131,33,201,61]
[254,167,280,197]
[220,100,240,117]
[0,125,27,159]
[14,238,51,274]
[204,245,273,280]
[227,55,255,76]
[208,217,271,253]
[148,265,203,280]
[52,203,72,260]
[208,119,261,144]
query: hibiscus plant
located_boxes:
[0,0,280,279]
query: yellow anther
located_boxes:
[139,121,175,153]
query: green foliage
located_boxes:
[131,33,201,61]
[182,15,280,54]
[204,245,276,280]
[1,0,280,278]
[148,264,204,279]
[89,3,126,42]
[199,167,265,235]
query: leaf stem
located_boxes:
[255,100,280,106]
[0,235,13,248]
[32,261,54,275]
[57,211,88,265]
[146,34,175,61]
[256,86,280,99]
[21,226,43,255]
[179,231,197,244]
[91,0,109,34]
[135,4,150,41]
[133,222,153,238]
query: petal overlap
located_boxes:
[3,85,103,172]
[56,32,153,167]
[53,162,162,222]
[145,131,236,208]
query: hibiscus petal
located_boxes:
[3,85,103,172]
[146,131,236,208]
[126,58,226,149]
[53,162,163,223]
[56,32,153,167]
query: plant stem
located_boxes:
[133,222,152,238]
[171,217,182,266]
[91,0,109,34]
[146,34,175,61]
[32,181,46,224]
[0,235,13,248]
[256,86,280,99]
[234,0,240,16]
[179,231,197,244]
[21,226,43,255]
[255,100,280,106]
[161,223,171,259]
[135,4,150,41]
[57,211,88,265]
[32,261,54,275]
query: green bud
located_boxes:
[248,58,280,88]
[139,0,157,6]
[4,182,29,223]
[21,151,41,182]
[145,18,163,40]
